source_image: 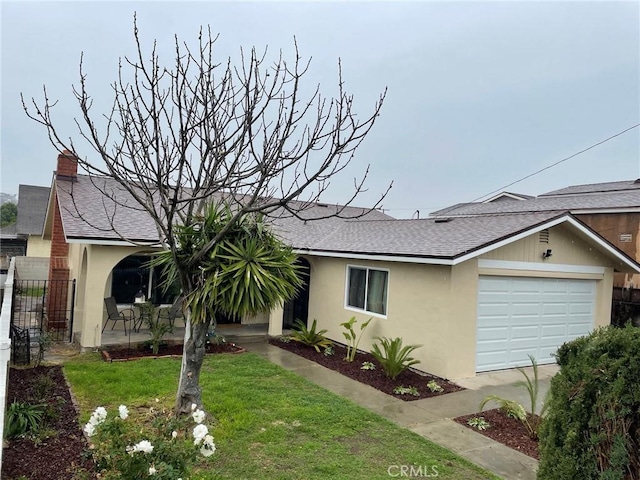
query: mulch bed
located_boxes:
[3,365,97,480]
[454,409,540,459]
[269,338,463,401]
[102,342,244,361]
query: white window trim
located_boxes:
[344,264,389,318]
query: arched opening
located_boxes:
[282,257,310,329]
[110,254,180,305]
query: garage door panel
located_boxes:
[568,323,591,336]
[477,276,595,372]
[477,327,509,342]
[510,325,539,339]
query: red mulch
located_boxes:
[454,409,540,459]
[102,342,244,361]
[2,365,97,480]
[269,338,463,401]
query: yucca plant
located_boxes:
[290,319,333,353]
[370,337,422,380]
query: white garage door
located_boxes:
[476,276,595,372]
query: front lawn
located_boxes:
[64,353,498,479]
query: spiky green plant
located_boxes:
[370,337,421,380]
[290,319,333,353]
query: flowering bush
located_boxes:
[83,401,215,479]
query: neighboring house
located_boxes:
[0,223,26,292]
[43,152,640,379]
[16,185,51,257]
[431,180,640,289]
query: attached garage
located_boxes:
[476,275,595,372]
[304,212,640,379]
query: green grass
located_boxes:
[64,353,499,480]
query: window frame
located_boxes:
[344,264,389,318]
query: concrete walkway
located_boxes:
[244,342,556,480]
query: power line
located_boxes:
[469,123,640,203]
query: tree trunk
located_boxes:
[175,312,211,414]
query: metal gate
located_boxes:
[10,279,76,356]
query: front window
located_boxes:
[346,266,388,316]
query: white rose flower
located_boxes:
[132,440,154,454]
[191,403,197,412]
[200,434,216,457]
[192,409,206,424]
[193,424,208,444]
[83,422,96,437]
[94,406,107,422]
[149,465,157,475]
[172,430,178,439]
[118,405,129,420]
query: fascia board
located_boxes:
[294,249,454,265]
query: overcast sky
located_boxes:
[1,1,639,217]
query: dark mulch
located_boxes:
[454,409,540,459]
[269,338,463,401]
[2,365,97,480]
[102,342,244,361]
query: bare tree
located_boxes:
[23,16,388,413]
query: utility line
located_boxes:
[469,123,640,204]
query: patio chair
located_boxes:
[157,298,183,328]
[102,297,135,335]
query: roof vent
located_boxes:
[434,217,452,223]
[539,229,550,244]
[317,203,329,208]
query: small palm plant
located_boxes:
[478,355,550,439]
[340,316,373,362]
[290,319,333,353]
[370,337,422,380]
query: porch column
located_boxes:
[268,305,284,337]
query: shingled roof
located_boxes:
[539,179,640,197]
[16,185,50,236]
[51,174,640,270]
[54,175,392,244]
[430,188,640,217]
[298,212,562,258]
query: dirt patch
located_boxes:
[454,408,540,459]
[269,339,463,401]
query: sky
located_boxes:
[1,1,639,218]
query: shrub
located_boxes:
[85,402,215,479]
[370,337,421,380]
[5,401,45,438]
[538,325,640,480]
[289,319,333,353]
[340,316,373,362]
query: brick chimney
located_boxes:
[55,149,78,179]
[46,150,77,331]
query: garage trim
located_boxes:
[478,259,605,275]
